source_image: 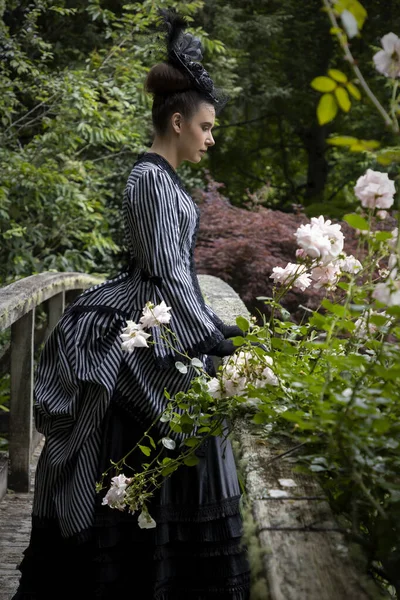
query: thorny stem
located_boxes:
[322,0,398,132]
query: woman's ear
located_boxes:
[171,112,182,134]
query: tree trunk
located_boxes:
[299,123,329,205]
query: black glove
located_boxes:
[221,324,246,339]
[208,339,238,357]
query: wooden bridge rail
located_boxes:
[0,272,103,494]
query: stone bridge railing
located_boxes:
[0,272,103,494]
[0,272,383,600]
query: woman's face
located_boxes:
[175,102,216,163]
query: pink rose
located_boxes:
[354,169,396,209]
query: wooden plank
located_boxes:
[8,310,35,492]
[45,290,65,343]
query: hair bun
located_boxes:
[145,62,191,95]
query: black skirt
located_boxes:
[12,397,251,600]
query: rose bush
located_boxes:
[97,165,399,597]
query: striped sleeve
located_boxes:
[130,168,224,367]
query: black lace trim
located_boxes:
[134,152,189,194]
[155,494,242,522]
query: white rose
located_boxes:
[337,254,363,274]
[102,474,130,511]
[270,262,312,291]
[139,300,172,328]
[224,376,247,397]
[311,262,341,289]
[260,365,279,386]
[120,324,151,350]
[295,223,332,259]
[373,32,400,78]
[354,311,383,338]
[372,278,400,306]
[310,216,345,261]
[206,377,222,399]
[354,169,396,209]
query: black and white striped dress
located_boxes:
[13,153,251,600]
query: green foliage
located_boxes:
[0,0,236,284]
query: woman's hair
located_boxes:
[145,62,214,135]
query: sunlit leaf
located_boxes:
[335,87,351,112]
[346,82,361,100]
[317,93,338,125]
[333,0,367,29]
[376,147,400,165]
[138,445,151,456]
[327,136,359,146]
[328,69,348,83]
[236,316,250,331]
[311,76,337,92]
[343,213,369,230]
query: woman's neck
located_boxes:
[148,139,180,170]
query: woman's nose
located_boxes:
[207,134,215,147]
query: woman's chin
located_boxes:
[187,154,203,164]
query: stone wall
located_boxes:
[201,273,385,600]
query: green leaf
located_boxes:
[232,335,246,346]
[169,421,182,433]
[327,136,359,146]
[336,319,356,332]
[350,139,380,152]
[335,87,351,112]
[161,464,179,476]
[333,1,367,29]
[317,93,338,125]
[369,313,390,326]
[321,298,348,317]
[253,412,269,424]
[376,147,400,166]
[346,82,361,100]
[373,418,391,434]
[183,455,200,467]
[236,316,250,331]
[184,437,201,447]
[343,213,369,231]
[328,69,348,83]
[311,76,337,92]
[375,231,393,242]
[138,445,151,456]
[147,435,156,449]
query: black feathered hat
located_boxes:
[157,8,229,111]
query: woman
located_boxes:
[12,9,251,600]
